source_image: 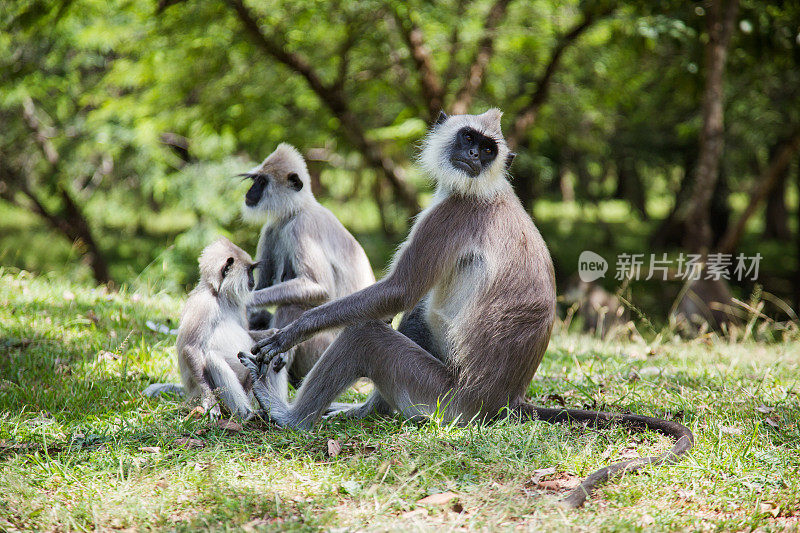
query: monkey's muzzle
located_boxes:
[245,175,267,206]
[450,156,481,177]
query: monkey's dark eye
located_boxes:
[465,133,473,143]
[484,147,493,154]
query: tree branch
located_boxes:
[392,6,443,121]
[22,98,59,165]
[17,100,112,284]
[507,5,614,149]
[450,0,512,114]
[223,0,419,211]
[717,130,800,254]
[442,0,468,91]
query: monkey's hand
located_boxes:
[251,327,297,371]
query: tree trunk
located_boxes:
[763,146,791,240]
[512,168,536,212]
[652,151,696,248]
[15,181,112,284]
[683,0,739,253]
[614,157,648,220]
[709,167,731,247]
[795,154,800,311]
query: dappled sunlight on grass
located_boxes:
[1,270,799,530]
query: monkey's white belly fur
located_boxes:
[425,250,491,360]
[181,319,252,397]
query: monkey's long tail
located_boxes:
[514,403,694,509]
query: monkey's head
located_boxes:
[198,237,257,303]
[420,109,516,198]
[241,143,313,225]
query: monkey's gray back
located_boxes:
[255,202,374,297]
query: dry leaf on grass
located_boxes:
[759,502,781,518]
[756,405,774,414]
[139,446,161,453]
[533,472,582,491]
[765,417,780,428]
[215,420,243,433]
[185,406,206,420]
[619,447,640,459]
[175,438,204,449]
[327,439,341,457]
[417,491,458,505]
[531,467,556,484]
[719,425,743,435]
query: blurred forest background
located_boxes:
[1,0,799,325]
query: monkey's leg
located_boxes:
[288,330,336,387]
[242,320,456,430]
[206,354,254,421]
[326,304,438,420]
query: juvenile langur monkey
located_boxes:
[144,238,272,420]
[241,143,375,392]
[240,110,694,508]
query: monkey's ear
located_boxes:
[287,172,303,191]
[435,111,448,125]
[221,256,234,278]
[505,152,516,169]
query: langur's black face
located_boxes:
[449,127,498,178]
[245,174,267,207]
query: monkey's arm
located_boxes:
[249,277,328,308]
[248,328,278,342]
[251,235,334,308]
[253,209,460,359]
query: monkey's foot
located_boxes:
[322,401,380,420]
[238,351,260,382]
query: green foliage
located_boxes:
[0,0,798,303]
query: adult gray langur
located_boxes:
[241,143,375,395]
[239,110,694,508]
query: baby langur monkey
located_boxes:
[240,110,693,509]
[144,238,273,420]
[240,143,375,394]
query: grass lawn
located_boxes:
[1,268,799,531]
